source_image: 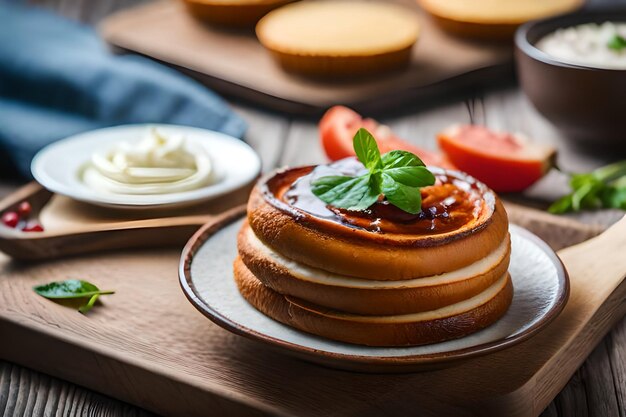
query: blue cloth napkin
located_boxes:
[0,3,247,178]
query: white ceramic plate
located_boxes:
[180,213,569,372]
[31,124,261,209]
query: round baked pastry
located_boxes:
[418,0,583,39]
[238,222,510,315]
[247,164,508,280]
[234,158,513,346]
[235,258,513,346]
[255,1,420,77]
[182,0,296,28]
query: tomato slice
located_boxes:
[437,125,556,192]
[320,106,451,168]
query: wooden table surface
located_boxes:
[2,0,626,416]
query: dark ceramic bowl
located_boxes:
[515,8,626,143]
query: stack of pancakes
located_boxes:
[234,166,513,346]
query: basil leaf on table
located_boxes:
[312,128,435,214]
[33,279,114,313]
[599,186,626,209]
[549,161,626,214]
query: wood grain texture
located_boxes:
[2,0,625,415]
[0,204,624,417]
[98,0,513,116]
[0,183,252,259]
[0,362,156,417]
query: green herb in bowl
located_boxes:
[607,34,626,51]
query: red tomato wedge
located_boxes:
[437,125,556,192]
[320,106,452,168]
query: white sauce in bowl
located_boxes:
[82,128,216,195]
[536,21,626,69]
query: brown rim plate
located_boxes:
[179,209,569,373]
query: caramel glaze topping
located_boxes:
[275,158,485,236]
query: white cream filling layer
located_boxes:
[288,272,510,323]
[246,227,509,289]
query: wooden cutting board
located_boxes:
[0,203,624,417]
[99,0,513,116]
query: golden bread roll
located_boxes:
[256,1,419,76]
[182,0,295,28]
[418,0,583,39]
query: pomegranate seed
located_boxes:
[2,211,19,228]
[23,221,44,232]
[17,201,32,218]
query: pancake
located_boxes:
[238,221,511,315]
[235,159,513,346]
[247,164,509,280]
[235,257,514,347]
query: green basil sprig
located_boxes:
[312,128,435,214]
[608,34,626,51]
[549,161,626,214]
[33,279,115,313]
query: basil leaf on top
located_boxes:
[353,128,382,171]
[381,175,423,214]
[311,128,435,214]
[33,279,114,313]
[311,174,381,211]
[381,150,425,169]
[382,166,435,188]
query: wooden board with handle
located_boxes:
[0,200,624,417]
[99,0,513,116]
[0,182,251,259]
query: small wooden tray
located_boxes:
[0,180,624,416]
[0,182,251,259]
[99,0,513,116]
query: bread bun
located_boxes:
[247,166,508,280]
[182,0,295,28]
[418,0,583,39]
[256,1,419,77]
[234,257,513,347]
[238,221,511,315]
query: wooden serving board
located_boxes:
[99,0,513,116]
[0,182,251,259]
[0,198,624,416]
